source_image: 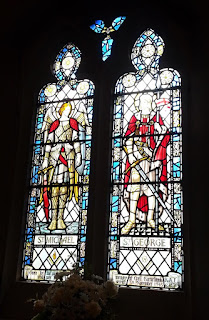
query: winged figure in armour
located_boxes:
[39,101,88,231]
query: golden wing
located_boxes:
[39,107,56,204]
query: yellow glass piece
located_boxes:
[52,251,57,260]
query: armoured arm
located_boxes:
[74,141,82,168]
[153,122,167,157]
[125,137,136,164]
[41,109,55,170]
[71,126,82,169]
[150,122,167,171]
[42,140,52,171]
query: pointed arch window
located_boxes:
[108,29,183,290]
[22,43,95,281]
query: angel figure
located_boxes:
[39,101,87,230]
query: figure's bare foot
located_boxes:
[57,219,66,229]
[121,221,136,235]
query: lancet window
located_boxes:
[108,29,183,290]
[22,43,94,281]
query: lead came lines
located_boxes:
[109,28,183,290]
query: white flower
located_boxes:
[54,271,71,280]
[91,274,104,283]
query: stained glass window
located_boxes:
[22,43,94,282]
[90,16,126,61]
[108,29,183,290]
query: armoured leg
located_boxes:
[68,158,75,201]
[147,195,155,228]
[57,186,67,229]
[121,169,140,235]
[147,194,164,230]
[48,186,59,230]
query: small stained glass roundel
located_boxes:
[141,44,155,58]
[122,74,136,88]
[62,56,75,70]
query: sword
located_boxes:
[38,165,54,175]
[127,161,174,222]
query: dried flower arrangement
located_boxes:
[30,264,118,320]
